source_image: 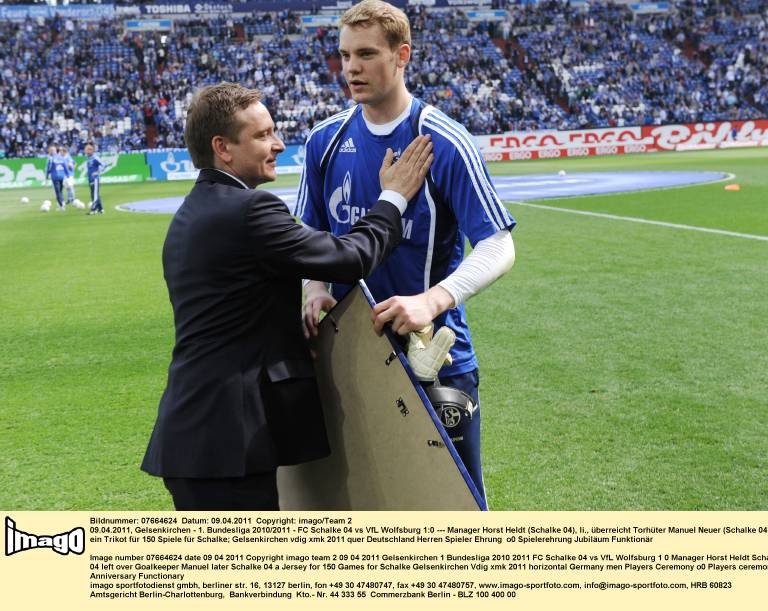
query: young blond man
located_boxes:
[298,0,516,505]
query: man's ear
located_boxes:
[397,42,411,67]
[211,135,232,164]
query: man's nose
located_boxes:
[345,57,361,74]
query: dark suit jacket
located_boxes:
[141,168,403,478]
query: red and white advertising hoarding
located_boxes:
[476,119,768,162]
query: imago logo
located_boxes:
[5,517,85,556]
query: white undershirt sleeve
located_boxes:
[437,229,515,307]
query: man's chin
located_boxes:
[349,91,370,103]
[254,169,278,185]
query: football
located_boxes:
[40,200,52,212]
[20,196,29,204]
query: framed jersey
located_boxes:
[277,281,485,510]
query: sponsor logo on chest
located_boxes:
[329,172,413,239]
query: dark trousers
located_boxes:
[52,179,64,207]
[163,470,279,510]
[436,369,485,504]
[89,180,102,212]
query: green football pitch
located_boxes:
[1,147,766,510]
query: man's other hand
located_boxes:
[303,281,337,338]
[371,285,455,336]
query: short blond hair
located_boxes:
[340,0,411,49]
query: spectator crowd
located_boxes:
[0,0,765,158]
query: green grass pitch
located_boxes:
[1,147,766,510]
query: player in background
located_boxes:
[44,144,56,195]
[61,145,77,206]
[84,142,105,215]
[45,144,72,211]
[297,0,516,503]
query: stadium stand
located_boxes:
[0,0,765,158]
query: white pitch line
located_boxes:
[508,201,768,242]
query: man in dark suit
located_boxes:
[141,82,433,510]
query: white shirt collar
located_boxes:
[208,167,250,189]
[362,96,414,136]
